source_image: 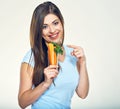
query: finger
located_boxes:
[48,65,58,69]
[67,45,78,49]
[71,48,80,55]
[72,52,80,58]
[50,73,58,78]
[48,69,58,74]
[48,72,58,79]
[75,54,82,58]
[73,48,80,53]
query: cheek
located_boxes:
[42,32,47,39]
[60,27,64,35]
[60,25,63,30]
[56,23,63,30]
[42,30,46,36]
[57,25,63,34]
[42,30,49,39]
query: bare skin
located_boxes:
[67,45,89,98]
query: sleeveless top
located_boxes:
[22,45,79,109]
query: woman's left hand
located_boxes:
[67,45,86,64]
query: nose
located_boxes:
[49,25,55,33]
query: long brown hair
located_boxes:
[30,1,64,87]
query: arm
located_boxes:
[18,63,49,109]
[18,63,58,109]
[76,58,89,99]
[67,45,89,99]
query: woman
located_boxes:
[18,1,89,109]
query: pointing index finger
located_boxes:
[67,45,77,49]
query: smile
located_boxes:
[49,33,59,39]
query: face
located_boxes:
[42,14,64,45]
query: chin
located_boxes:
[55,40,63,45]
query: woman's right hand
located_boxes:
[44,65,59,86]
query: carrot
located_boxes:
[47,43,57,65]
[47,42,63,86]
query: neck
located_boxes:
[58,46,65,62]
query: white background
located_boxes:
[0,0,120,109]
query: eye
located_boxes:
[53,21,59,25]
[42,25,48,29]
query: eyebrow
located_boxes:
[43,19,59,25]
[52,19,59,23]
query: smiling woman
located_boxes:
[18,1,89,109]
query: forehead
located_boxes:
[43,14,59,24]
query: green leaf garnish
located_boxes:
[51,42,63,55]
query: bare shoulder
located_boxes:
[20,62,34,80]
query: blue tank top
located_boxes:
[22,45,79,109]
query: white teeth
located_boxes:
[51,34,57,38]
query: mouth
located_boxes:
[49,32,59,40]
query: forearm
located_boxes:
[76,61,89,99]
[18,82,49,109]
